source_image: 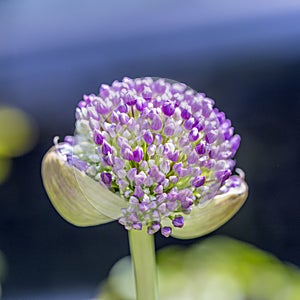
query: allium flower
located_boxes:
[42,77,248,238]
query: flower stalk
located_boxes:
[128,227,159,300]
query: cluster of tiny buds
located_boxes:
[56,77,243,237]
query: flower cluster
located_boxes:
[55,77,244,237]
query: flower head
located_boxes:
[42,77,248,238]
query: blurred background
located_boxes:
[0,0,300,299]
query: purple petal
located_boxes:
[162,103,175,116]
[161,226,172,237]
[101,172,112,186]
[191,175,205,188]
[172,215,184,228]
[94,131,104,145]
[133,146,144,162]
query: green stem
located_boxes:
[128,228,159,300]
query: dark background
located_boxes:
[0,0,299,299]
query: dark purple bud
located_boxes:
[171,83,186,94]
[205,130,218,144]
[177,188,192,200]
[217,111,226,124]
[67,156,88,172]
[123,92,137,106]
[154,185,163,194]
[151,114,162,130]
[132,223,142,230]
[122,147,134,161]
[154,134,163,145]
[139,202,150,212]
[166,200,178,211]
[143,130,154,144]
[147,109,155,119]
[187,151,198,164]
[184,118,196,130]
[96,100,110,115]
[101,172,112,186]
[162,103,175,116]
[128,210,139,222]
[205,159,216,169]
[223,127,234,140]
[102,141,113,155]
[172,215,184,228]
[228,175,242,188]
[134,79,145,93]
[188,128,199,142]
[161,226,172,237]
[103,154,114,166]
[135,171,146,185]
[94,131,104,145]
[151,171,165,184]
[123,77,135,88]
[142,86,152,101]
[230,134,241,154]
[147,222,161,234]
[223,169,232,182]
[202,101,213,117]
[178,137,189,148]
[100,84,110,98]
[191,101,202,113]
[216,169,232,183]
[136,99,146,111]
[173,162,183,174]
[181,197,193,209]
[118,104,128,113]
[169,176,178,183]
[83,94,92,104]
[191,175,205,188]
[195,142,206,155]
[134,186,144,198]
[178,167,190,177]
[153,79,166,94]
[112,80,123,91]
[64,135,75,145]
[77,101,86,108]
[147,144,156,156]
[127,168,137,181]
[181,108,191,120]
[164,123,175,136]
[119,113,130,125]
[160,161,170,174]
[133,146,144,162]
[195,122,204,131]
[163,143,172,155]
[110,111,119,123]
[168,151,179,162]
[208,149,217,159]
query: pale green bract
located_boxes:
[42,146,247,238]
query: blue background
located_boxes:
[0,0,299,298]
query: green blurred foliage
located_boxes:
[0,106,36,297]
[97,236,300,300]
[0,106,37,184]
